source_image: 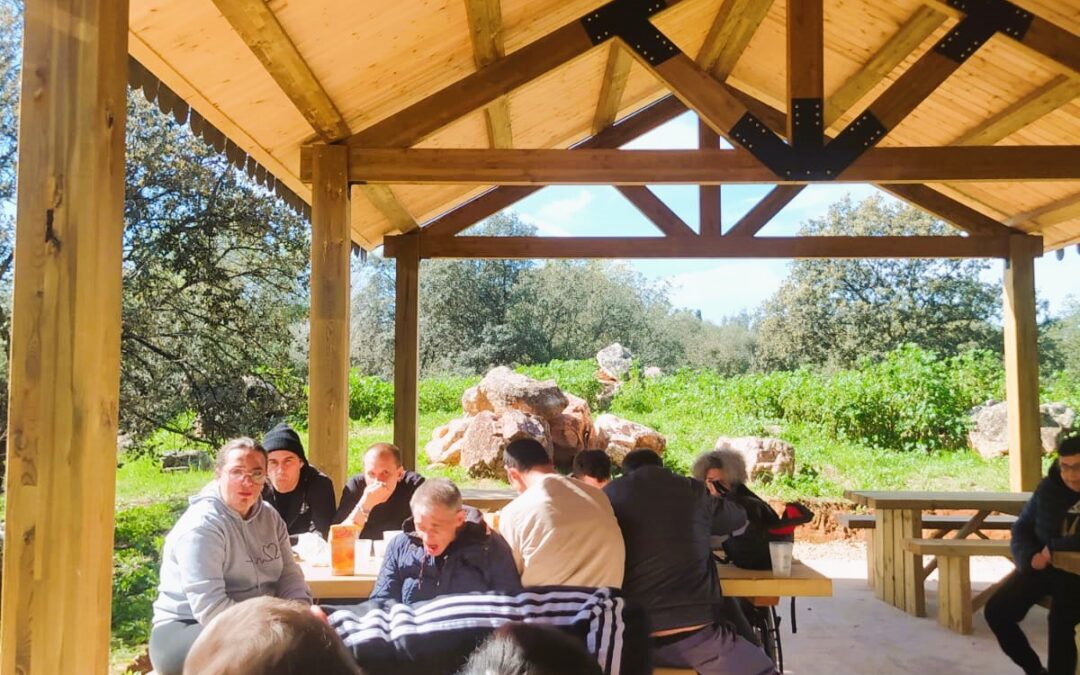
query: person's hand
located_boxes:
[1031,546,1052,571]
[310,605,329,624]
[359,480,393,513]
[705,480,720,497]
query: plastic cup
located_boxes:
[355,539,373,560]
[769,541,793,577]
[372,539,388,558]
[382,530,404,543]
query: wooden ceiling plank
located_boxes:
[1005,192,1080,229]
[1015,15,1080,76]
[387,235,1016,260]
[824,6,947,127]
[787,0,825,147]
[210,0,350,141]
[953,74,1080,145]
[359,185,418,233]
[328,146,1080,185]
[421,96,689,239]
[464,0,514,148]
[698,120,722,238]
[616,186,697,238]
[592,43,635,135]
[726,185,806,237]
[696,0,777,79]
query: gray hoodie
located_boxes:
[152,482,312,626]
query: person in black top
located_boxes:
[604,449,776,675]
[262,422,337,539]
[985,435,1080,675]
[334,442,425,539]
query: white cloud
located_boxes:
[518,212,570,237]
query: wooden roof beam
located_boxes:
[696,0,776,79]
[698,120,722,237]
[616,186,697,237]
[357,185,418,234]
[464,0,513,148]
[385,234,1018,260]
[1005,192,1080,230]
[592,43,635,135]
[322,146,1080,185]
[725,186,807,237]
[210,0,350,142]
[787,0,824,149]
[953,74,1080,145]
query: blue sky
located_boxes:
[503,111,1079,324]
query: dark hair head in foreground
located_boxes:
[572,449,612,483]
[1060,434,1080,458]
[456,622,604,675]
[183,597,365,675]
[503,438,553,472]
[620,448,663,474]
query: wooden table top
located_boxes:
[461,488,516,511]
[844,490,1031,513]
[301,560,835,601]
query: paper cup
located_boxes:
[355,539,373,560]
[372,539,388,558]
[382,530,404,543]
[769,541,793,577]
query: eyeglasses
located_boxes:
[226,468,267,484]
[1060,461,1080,475]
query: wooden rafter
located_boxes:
[358,185,417,233]
[384,234,1020,260]
[725,185,806,237]
[696,0,776,79]
[421,96,689,238]
[787,0,824,148]
[463,0,513,148]
[317,146,1080,185]
[593,43,635,134]
[953,74,1080,145]
[211,0,350,141]
[1005,192,1080,229]
[616,186,696,237]
[824,6,947,127]
[880,184,1018,237]
[698,120,722,237]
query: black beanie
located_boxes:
[262,422,306,464]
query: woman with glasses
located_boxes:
[149,437,312,675]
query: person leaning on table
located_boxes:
[985,434,1080,675]
[334,442,425,539]
[149,437,312,675]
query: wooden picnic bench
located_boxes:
[903,538,1012,634]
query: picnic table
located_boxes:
[844,490,1030,618]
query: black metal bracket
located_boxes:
[580,0,677,65]
[821,110,887,178]
[729,112,796,177]
[937,0,1034,62]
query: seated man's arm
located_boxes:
[370,537,406,601]
[333,476,363,524]
[1011,497,1042,573]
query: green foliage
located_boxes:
[348,371,395,422]
[419,374,481,414]
[516,359,603,410]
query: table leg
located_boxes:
[877,509,924,615]
[901,509,925,616]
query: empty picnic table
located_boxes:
[843,490,1030,618]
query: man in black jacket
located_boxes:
[262,422,337,539]
[334,443,425,539]
[986,435,1080,675]
[603,449,777,675]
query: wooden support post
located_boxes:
[937,557,973,634]
[394,232,421,471]
[698,119,722,237]
[308,145,351,494]
[0,0,129,671]
[1003,235,1043,492]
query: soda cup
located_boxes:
[330,524,360,576]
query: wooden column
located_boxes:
[0,0,128,672]
[308,145,351,493]
[393,232,420,471]
[1003,235,1042,492]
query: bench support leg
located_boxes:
[938,556,973,634]
[865,530,875,590]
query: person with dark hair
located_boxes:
[499,439,625,587]
[334,442,425,539]
[457,623,604,675]
[184,597,365,675]
[150,438,312,675]
[986,435,1080,675]
[604,449,777,675]
[573,449,613,489]
[370,478,521,603]
[262,422,337,539]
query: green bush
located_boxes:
[348,371,394,422]
[112,501,185,647]
[419,375,480,414]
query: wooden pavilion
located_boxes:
[1,0,1078,670]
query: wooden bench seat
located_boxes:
[903,538,1013,634]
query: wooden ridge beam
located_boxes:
[384,234,1019,260]
[697,0,776,78]
[420,95,689,238]
[953,74,1080,146]
[726,185,806,237]
[824,6,947,127]
[616,186,696,237]
[320,146,1080,185]
[345,0,691,149]
[698,120,722,237]
[787,0,825,149]
[592,43,635,134]
[211,0,350,141]
[464,0,513,148]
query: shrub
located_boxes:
[348,371,394,422]
[419,375,480,414]
[112,501,185,646]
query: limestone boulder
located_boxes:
[549,393,592,466]
[461,385,493,416]
[590,413,665,465]
[643,366,663,379]
[713,436,796,481]
[596,343,633,381]
[424,416,471,464]
[968,400,1077,459]
[458,410,553,478]
[475,366,567,419]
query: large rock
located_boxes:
[969,400,1077,459]
[161,450,213,471]
[590,413,665,465]
[596,343,633,381]
[424,416,471,464]
[713,436,796,481]
[458,410,552,478]
[549,393,592,466]
[474,367,567,419]
[461,385,492,416]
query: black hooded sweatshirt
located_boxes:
[1011,460,1080,573]
[263,463,337,539]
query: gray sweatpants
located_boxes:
[149,619,203,675]
[654,624,778,675]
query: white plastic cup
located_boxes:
[769,541,793,577]
[355,539,373,560]
[372,539,388,558]
[382,530,404,543]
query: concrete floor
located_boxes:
[777,543,1054,675]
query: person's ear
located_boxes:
[455,509,466,528]
[396,465,405,480]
